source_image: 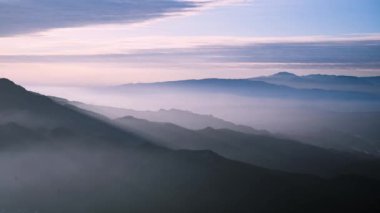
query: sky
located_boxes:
[0,0,379,86]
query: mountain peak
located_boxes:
[0,78,16,86]
[0,78,27,94]
[272,72,298,78]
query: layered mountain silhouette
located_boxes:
[65,97,380,156]
[1,78,380,213]
[94,73,380,155]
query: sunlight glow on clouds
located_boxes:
[1,34,379,56]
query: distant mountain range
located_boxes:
[1,78,380,212]
[251,72,380,94]
[112,74,380,101]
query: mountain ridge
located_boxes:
[115,115,380,178]
[1,77,380,212]
[56,99,269,135]
[0,78,148,146]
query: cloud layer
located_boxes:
[2,35,379,65]
[0,0,225,36]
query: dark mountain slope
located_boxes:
[115,116,379,178]
[3,145,380,213]
[0,78,147,146]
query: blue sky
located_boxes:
[0,0,379,85]
[133,0,380,37]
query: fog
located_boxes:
[0,143,236,213]
[26,84,380,156]
[28,85,380,132]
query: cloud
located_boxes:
[1,34,380,55]
[198,40,380,64]
[1,35,379,64]
[0,0,235,36]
